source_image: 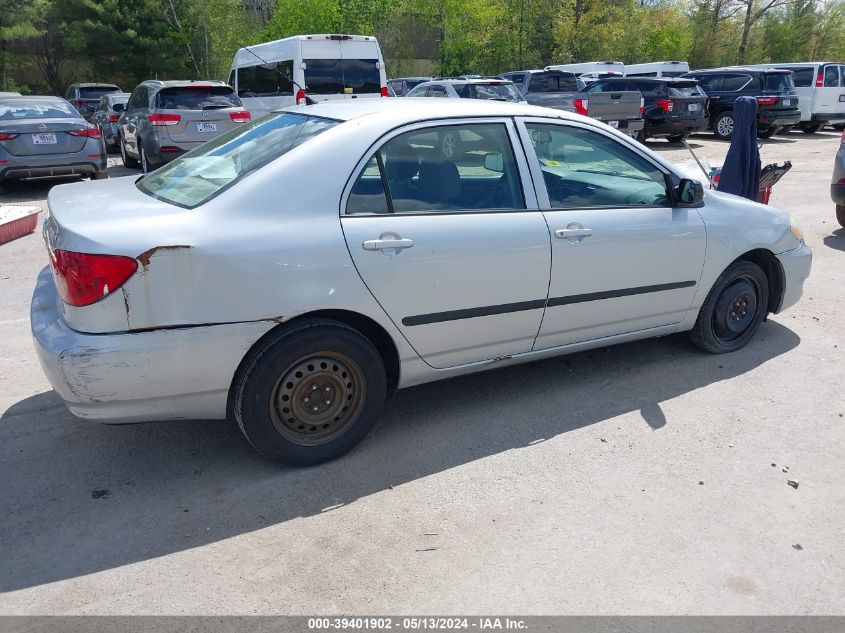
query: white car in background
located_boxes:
[32,100,811,465]
[753,62,845,132]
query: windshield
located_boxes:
[0,99,80,120]
[79,86,119,99]
[458,83,522,101]
[156,86,241,110]
[138,112,339,208]
[304,59,381,95]
[764,73,795,93]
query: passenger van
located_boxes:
[625,61,690,78]
[544,61,625,77]
[752,62,845,132]
[229,34,388,119]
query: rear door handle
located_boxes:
[555,228,593,239]
[362,238,414,251]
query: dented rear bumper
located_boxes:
[30,266,274,423]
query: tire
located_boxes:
[833,123,845,131]
[799,123,822,134]
[691,260,769,354]
[439,130,463,160]
[713,111,734,141]
[777,125,793,135]
[837,204,845,228]
[120,135,139,168]
[91,171,108,180]
[139,143,150,174]
[666,134,686,143]
[636,129,647,143]
[233,319,387,465]
[101,129,115,154]
[757,126,778,139]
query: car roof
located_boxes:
[1,95,68,102]
[390,77,431,81]
[608,77,697,83]
[72,83,120,88]
[687,67,790,74]
[279,98,572,123]
[141,80,230,89]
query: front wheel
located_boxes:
[837,204,845,228]
[691,261,769,354]
[233,319,387,465]
[713,111,734,141]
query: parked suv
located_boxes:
[681,68,800,140]
[583,77,709,142]
[118,80,251,173]
[90,92,130,153]
[498,69,582,109]
[406,78,526,102]
[65,83,122,120]
[387,77,431,96]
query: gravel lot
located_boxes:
[0,132,843,615]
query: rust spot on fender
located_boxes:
[137,245,191,268]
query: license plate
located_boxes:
[196,122,217,133]
[688,103,700,112]
[783,99,791,106]
[32,133,57,144]
[608,120,619,128]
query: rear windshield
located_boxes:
[456,82,523,102]
[155,86,241,110]
[304,59,381,94]
[764,73,795,92]
[528,72,579,92]
[662,71,687,78]
[0,99,80,120]
[138,113,338,208]
[79,86,119,99]
[668,84,705,97]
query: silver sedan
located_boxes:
[32,99,811,465]
[0,96,107,186]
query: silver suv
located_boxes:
[65,83,122,120]
[118,80,251,172]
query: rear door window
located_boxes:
[824,65,840,87]
[721,74,752,91]
[156,86,242,110]
[237,61,294,97]
[765,73,796,92]
[304,58,380,95]
[427,85,449,97]
[466,83,522,101]
[788,67,814,87]
[692,75,723,92]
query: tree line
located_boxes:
[1,0,844,95]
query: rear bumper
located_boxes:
[813,113,845,123]
[1,160,105,181]
[30,267,274,423]
[775,242,812,314]
[646,118,710,136]
[831,183,845,205]
[759,110,801,128]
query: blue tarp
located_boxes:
[716,96,761,201]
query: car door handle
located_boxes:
[555,228,593,239]
[362,238,414,251]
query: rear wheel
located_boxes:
[120,135,139,168]
[691,260,769,354]
[233,319,387,465]
[139,143,150,174]
[91,171,108,180]
[837,204,845,228]
[777,125,793,135]
[666,134,686,143]
[713,111,734,141]
[799,122,822,134]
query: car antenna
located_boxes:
[236,42,316,106]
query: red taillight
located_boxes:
[640,96,645,115]
[50,250,138,307]
[656,98,674,113]
[148,113,181,126]
[756,96,778,106]
[0,132,18,140]
[381,86,389,97]
[574,98,589,116]
[229,110,251,123]
[159,146,181,152]
[816,70,825,87]
[69,128,100,138]
[295,88,307,105]
[107,114,120,122]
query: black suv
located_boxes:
[582,77,709,142]
[681,68,800,140]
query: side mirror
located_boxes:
[677,178,704,206]
[484,152,504,172]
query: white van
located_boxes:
[229,34,388,119]
[544,61,625,77]
[625,61,689,78]
[752,62,845,132]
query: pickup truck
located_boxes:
[499,69,645,138]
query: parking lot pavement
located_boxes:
[0,133,843,614]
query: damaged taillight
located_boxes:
[50,250,138,307]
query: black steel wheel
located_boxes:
[234,319,387,465]
[691,261,769,353]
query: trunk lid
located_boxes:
[152,85,245,143]
[666,84,708,120]
[0,120,89,156]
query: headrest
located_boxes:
[382,142,420,182]
[417,160,461,203]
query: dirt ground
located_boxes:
[0,131,843,615]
